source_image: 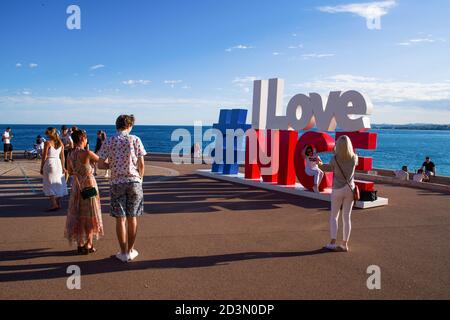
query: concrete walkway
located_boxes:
[0,157,449,299]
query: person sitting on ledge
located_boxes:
[302,144,324,193]
[413,169,427,183]
[394,165,409,181]
[420,157,436,180]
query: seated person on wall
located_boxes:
[413,169,427,183]
[302,144,324,193]
[420,156,436,180]
[394,166,409,181]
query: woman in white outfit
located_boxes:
[325,135,358,252]
[303,145,324,193]
[40,127,68,211]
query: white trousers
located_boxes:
[330,186,354,242]
[305,167,324,186]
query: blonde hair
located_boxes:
[335,135,355,161]
[45,127,62,149]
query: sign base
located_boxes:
[196,169,388,209]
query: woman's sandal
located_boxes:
[84,244,97,254]
[77,246,88,255]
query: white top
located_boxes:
[305,156,320,170]
[47,145,62,158]
[413,174,424,182]
[2,131,10,144]
[394,170,409,181]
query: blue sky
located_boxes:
[0,0,449,125]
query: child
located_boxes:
[303,145,324,193]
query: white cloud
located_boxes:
[29,63,38,68]
[122,80,151,86]
[21,90,32,95]
[16,63,22,68]
[164,80,183,88]
[90,64,105,70]
[0,95,243,109]
[318,0,397,30]
[302,53,335,59]
[232,76,259,93]
[292,74,450,104]
[288,44,303,49]
[225,45,254,52]
[272,52,283,56]
[397,35,446,46]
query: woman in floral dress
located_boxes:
[65,129,105,254]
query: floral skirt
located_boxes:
[64,175,104,244]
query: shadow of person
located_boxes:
[0,248,79,262]
[0,248,332,283]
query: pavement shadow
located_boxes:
[0,248,79,261]
[0,173,329,217]
[0,248,332,282]
[143,174,329,214]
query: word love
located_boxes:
[252,78,373,132]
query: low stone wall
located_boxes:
[9,150,450,193]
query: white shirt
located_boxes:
[306,156,320,170]
[2,131,10,144]
[413,174,424,182]
[394,170,409,181]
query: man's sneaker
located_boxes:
[115,252,129,263]
[128,249,139,261]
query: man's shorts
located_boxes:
[110,182,144,218]
[3,144,13,153]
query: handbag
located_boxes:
[80,186,98,200]
[360,190,377,202]
[334,156,360,202]
[75,176,98,200]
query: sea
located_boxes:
[2,124,450,177]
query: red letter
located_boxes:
[294,131,335,191]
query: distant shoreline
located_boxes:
[1,124,450,131]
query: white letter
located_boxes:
[252,80,269,129]
[266,78,289,130]
[286,93,315,131]
[366,265,381,290]
[311,91,340,132]
[66,265,81,290]
[335,90,372,132]
[66,5,81,30]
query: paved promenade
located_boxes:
[0,156,449,299]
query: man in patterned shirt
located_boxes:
[98,115,147,262]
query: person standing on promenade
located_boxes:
[2,127,14,162]
[98,115,147,263]
[61,125,74,180]
[40,127,68,211]
[325,135,358,252]
[93,130,110,177]
[65,129,104,255]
